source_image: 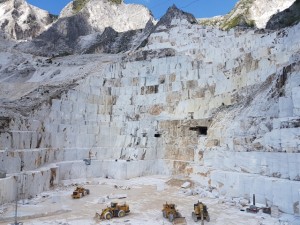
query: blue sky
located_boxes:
[27,0,239,19]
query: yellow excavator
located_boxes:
[162,202,187,224]
[71,186,90,198]
[192,201,210,224]
[95,202,130,220]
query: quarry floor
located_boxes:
[0,176,295,225]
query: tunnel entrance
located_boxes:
[189,126,208,135]
[154,133,161,138]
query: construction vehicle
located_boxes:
[95,202,130,220]
[192,201,210,224]
[162,202,186,224]
[246,205,260,213]
[71,186,90,198]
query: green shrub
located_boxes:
[72,0,122,12]
[109,0,122,4]
[73,0,89,13]
[246,19,255,27]
[223,15,241,30]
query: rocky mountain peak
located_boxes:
[155,4,197,29]
[0,0,56,40]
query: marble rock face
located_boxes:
[0,0,55,40]
[0,2,299,215]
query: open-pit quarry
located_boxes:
[0,0,300,224]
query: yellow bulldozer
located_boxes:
[162,202,187,224]
[95,202,130,220]
[71,186,90,198]
[192,201,210,224]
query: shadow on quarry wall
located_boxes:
[16,12,92,56]
[0,117,10,133]
[266,0,300,30]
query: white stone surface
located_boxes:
[0,0,53,39]
[60,0,154,33]
[250,0,296,28]
[0,7,300,215]
[210,170,300,214]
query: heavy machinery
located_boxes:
[71,186,90,198]
[192,201,210,224]
[162,202,186,224]
[246,205,260,213]
[95,202,130,220]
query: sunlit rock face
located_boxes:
[60,0,154,33]
[0,0,55,40]
[266,0,300,30]
[201,0,297,30]
[0,2,299,215]
[246,0,295,28]
[15,0,154,56]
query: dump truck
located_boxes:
[95,202,130,220]
[192,201,210,224]
[71,186,90,198]
[162,202,187,224]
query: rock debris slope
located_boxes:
[0,0,300,216]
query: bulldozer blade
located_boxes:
[173,217,187,225]
[94,212,101,220]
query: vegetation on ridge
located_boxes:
[73,0,122,13]
[109,0,122,4]
[198,0,255,30]
[72,0,89,13]
[222,15,255,30]
[220,0,255,30]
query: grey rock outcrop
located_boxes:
[81,27,140,54]
[155,4,197,29]
[266,0,300,29]
[18,12,93,56]
[81,5,197,55]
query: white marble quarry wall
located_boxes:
[203,151,300,181]
[0,176,15,204]
[187,149,300,214]
[0,20,300,213]
[210,171,300,214]
[57,159,170,180]
[0,148,63,173]
[0,165,59,204]
[0,146,163,174]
